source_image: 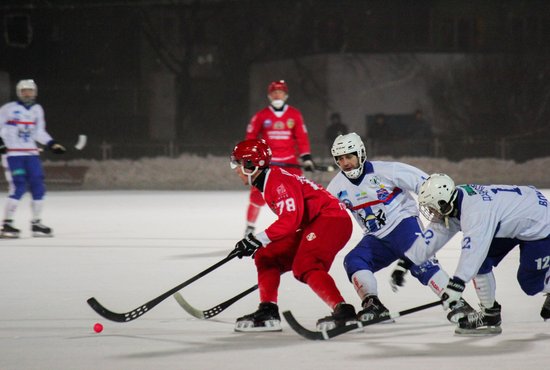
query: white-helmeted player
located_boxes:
[400,173,550,335]
[0,79,66,238]
[326,133,474,324]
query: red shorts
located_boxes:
[253,210,353,283]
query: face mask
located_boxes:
[270,99,285,109]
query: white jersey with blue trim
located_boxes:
[326,161,428,238]
[406,184,550,283]
[0,101,53,156]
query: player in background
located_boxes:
[230,138,355,332]
[326,133,474,323]
[398,173,550,335]
[243,80,315,236]
[0,79,66,238]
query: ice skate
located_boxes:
[447,297,475,323]
[316,302,357,331]
[455,301,502,336]
[541,293,550,321]
[356,295,393,323]
[1,220,20,239]
[31,220,53,237]
[235,302,282,332]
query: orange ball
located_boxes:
[93,322,103,333]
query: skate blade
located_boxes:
[454,326,502,336]
[316,319,359,332]
[32,232,54,238]
[0,233,20,239]
[358,314,395,324]
[234,319,282,332]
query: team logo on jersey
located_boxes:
[368,176,381,187]
[276,184,288,198]
[263,119,273,128]
[306,232,316,241]
[287,119,295,129]
[274,121,285,129]
[376,187,390,201]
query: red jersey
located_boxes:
[255,167,345,245]
[245,105,311,163]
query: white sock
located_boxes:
[351,270,378,302]
[473,272,496,308]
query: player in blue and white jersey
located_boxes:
[0,79,66,238]
[401,173,550,335]
[326,133,474,325]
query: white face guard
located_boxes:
[230,158,259,186]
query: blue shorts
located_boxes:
[344,216,441,285]
[4,155,45,200]
[478,237,550,295]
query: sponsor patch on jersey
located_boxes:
[263,119,273,128]
[274,121,285,129]
[306,232,316,241]
[337,190,348,199]
[287,119,295,129]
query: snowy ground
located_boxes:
[0,190,549,370]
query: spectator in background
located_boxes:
[325,112,349,152]
[367,113,391,141]
[411,109,433,140]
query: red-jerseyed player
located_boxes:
[230,138,354,332]
[243,80,315,236]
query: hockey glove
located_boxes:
[390,259,411,292]
[234,233,262,259]
[441,276,465,310]
[0,137,7,154]
[300,154,315,172]
[47,140,66,154]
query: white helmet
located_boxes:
[331,132,367,179]
[16,79,37,104]
[418,173,457,222]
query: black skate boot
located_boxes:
[447,297,476,323]
[541,293,550,321]
[356,295,393,323]
[1,220,20,239]
[31,220,53,237]
[316,302,357,331]
[234,302,281,332]
[455,301,502,336]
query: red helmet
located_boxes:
[267,80,289,94]
[231,139,272,170]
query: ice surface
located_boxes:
[0,190,548,370]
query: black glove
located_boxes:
[390,259,411,292]
[234,233,262,259]
[441,276,465,310]
[300,154,315,172]
[0,137,7,154]
[47,140,66,154]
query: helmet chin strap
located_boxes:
[241,166,259,186]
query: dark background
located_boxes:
[1,0,549,160]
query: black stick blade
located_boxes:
[87,297,149,322]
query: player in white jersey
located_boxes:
[326,133,474,323]
[0,79,66,238]
[400,173,550,335]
